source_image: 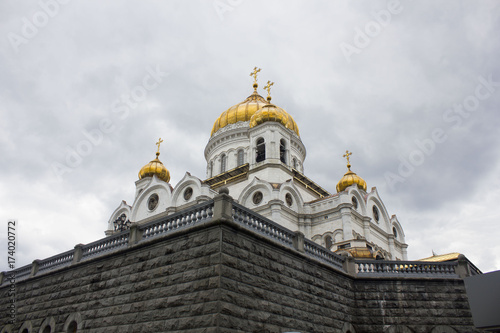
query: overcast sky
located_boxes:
[1,1,499,273]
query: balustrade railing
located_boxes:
[304,239,345,270]
[12,264,32,283]
[38,250,74,273]
[356,260,458,278]
[232,202,294,248]
[141,201,214,240]
[1,196,472,287]
[81,232,129,260]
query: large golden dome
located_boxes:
[210,85,268,137]
[249,103,300,136]
[336,151,366,192]
[138,139,171,182]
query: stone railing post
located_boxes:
[30,260,40,277]
[73,244,84,264]
[342,254,357,276]
[213,187,233,221]
[456,254,471,278]
[129,223,142,245]
[292,231,305,253]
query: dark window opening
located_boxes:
[237,149,244,166]
[221,154,226,173]
[373,205,380,222]
[256,138,265,163]
[280,139,286,164]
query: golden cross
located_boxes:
[250,67,261,84]
[156,138,163,154]
[343,150,352,167]
[264,80,274,97]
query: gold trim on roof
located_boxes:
[419,252,461,262]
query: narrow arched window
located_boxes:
[220,154,226,173]
[43,327,52,333]
[256,138,265,163]
[209,161,213,178]
[292,157,297,170]
[280,139,286,164]
[325,236,333,250]
[237,149,244,166]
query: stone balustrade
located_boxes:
[232,201,295,248]
[0,194,475,286]
[355,259,459,278]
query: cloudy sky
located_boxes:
[1,1,499,273]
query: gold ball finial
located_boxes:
[250,67,261,91]
[264,80,274,102]
[343,150,352,170]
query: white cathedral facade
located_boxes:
[107,69,408,261]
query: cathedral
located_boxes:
[1,68,486,333]
[107,68,407,262]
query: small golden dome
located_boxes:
[210,89,268,137]
[138,139,170,183]
[249,103,300,136]
[336,150,366,192]
[336,169,367,193]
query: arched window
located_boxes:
[280,139,286,164]
[22,330,28,333]
[256,138,265,163]
[292,157,298,170]
[67,321,78,333]
[209,161,213,178]
[42,327,51,333]
[325,236,333,250]
[220,154,226,173]
[237,149,244,166]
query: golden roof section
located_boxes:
[249,81,300,136]
[210,90,268,137]
[249,103,300,136]
[138,138,171,183]
[336,150,367,193]
[210,67,268,137]
[419,252,461,262]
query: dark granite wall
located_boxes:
[0,220,482,333]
